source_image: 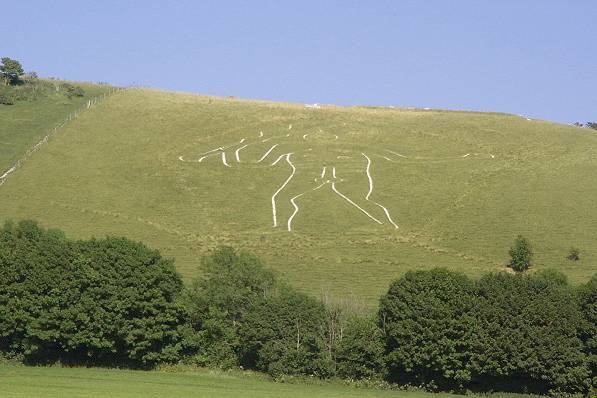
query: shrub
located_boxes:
[379,268,477,389]
[0,86,14,105]
[60,83,85,98]
[577,275,597,391]
[0,78,56,103]
[508,235,533,272]
[182,246,275,368]
[535,268,569,286]
[239,286,333,378]
[0,220,186,367]
[336,315,385,380]
[567,247,581,261]
[470,272,590,394]
[0,93,14,105]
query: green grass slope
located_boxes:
[0,88,595,303]
[0,365,534,398]
[0,80,114,172]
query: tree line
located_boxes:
[0,57,85,105]
[0,220,594,396]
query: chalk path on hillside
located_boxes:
[177,127,494,232]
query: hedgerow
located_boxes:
[0,220,594,394]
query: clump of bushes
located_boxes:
[470,271,589,393]
[335,315,385,380]
[568,247,581,261]
[0,56,86,104]
[60,82,85,98]
[0,220,594,395]
[0,220,186,367]
[0,87,14,105]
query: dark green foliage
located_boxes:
[470,272,590,393]
[184,247,334,377]
[0,220,186,367]
[60,82,85,98]
[0,220,71,356]
[183,246,275,367]
[577,275,597,390]
[379,268,476,389]
[0,226,594,393]
[568,247,581,261]
[0,57,24,85]
[535,268,569,286]
[336,315,385,380]
[508,235,533,272]
[239,286,333,378]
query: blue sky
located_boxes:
[4,1,596,123]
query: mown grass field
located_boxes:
[0,81,113,172]
[0,364,535,398]
[0,88,596,303]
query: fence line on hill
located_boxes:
[0,87,131,188]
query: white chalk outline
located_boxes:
[271,153,296,227]
[181,129,494,231]
[386,149,408,158]
[362,153,399,229]
[199,138,245,157]
[375,154,392,161]
[331,182,383,225]
[271,152,292,166]
[287,182,326,231]
[384,149,491,162]
[235,144,249,162]
[0,166,16,180]
[221,152,231,167]
[257,144,279,163]
[198,152,220,162]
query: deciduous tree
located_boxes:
[0,57,24,85]
[379,268,477,389]
[508,235,533,272]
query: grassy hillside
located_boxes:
[0,365,536,398]
[0,80,114,173]
[0,88,595,303]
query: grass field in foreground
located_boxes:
[0,88,596,304]
[0,365,536,398]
